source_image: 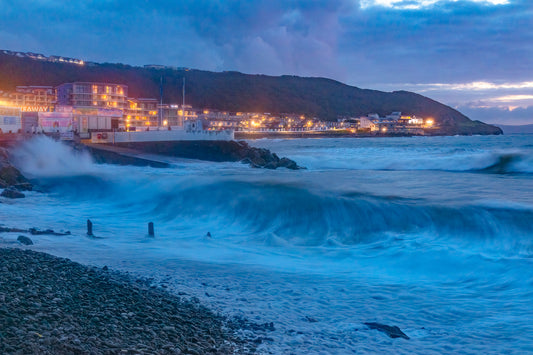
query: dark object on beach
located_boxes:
[365,322,410,340]
[148,222,154,237]
[0,227,27,233]
[1,188,25,199]
[29,228,71,236]
[17,235,33,245]
[206,232,212,238]
[87,219,93,236]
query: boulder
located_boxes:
[1,188,25,199]
[17,235,33,245]
[364,322,409,340]
[278,157,299,170]
[0,156,32,190]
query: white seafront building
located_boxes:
[90,120,234,143]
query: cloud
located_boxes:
[0,0,531,123]
[417,82,533,91]
[457,104,533,125]
[490,95,533,102]
[360,0,510,10]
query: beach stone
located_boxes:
[1,188,25,198]
[364,322,410,340]
[17,235,33,245]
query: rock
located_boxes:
[364,322,410,340]
[28,228,71,236]
[17,235,33,245]
[1,188,25,199]
[12,182,32,191]
[0,165,31,188]
[264,162,278,170]
[278,157,299,170]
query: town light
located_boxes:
[163,120,168,126]
[426,118,434,127]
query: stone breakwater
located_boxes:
[0,248,255,354]
[109,140,302,170]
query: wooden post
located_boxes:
[87,219,93,236]
[148,222,154,237]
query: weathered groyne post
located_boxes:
[148,222,154,237]
[87,219,93,237]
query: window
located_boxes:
[3,116,19,125]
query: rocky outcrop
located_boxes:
[1,188,25,199]
[0,147,32,193]
[236,141,301,169]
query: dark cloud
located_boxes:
[0,0,531,123]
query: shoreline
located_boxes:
[0,247,259,354]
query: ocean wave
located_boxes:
[35,173,533,257]
[292,148,533,174]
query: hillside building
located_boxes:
[12,86,55,110]
[124,98,159,129]
[57,82,128,109]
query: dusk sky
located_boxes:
[1,0,532,124]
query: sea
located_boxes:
[2,134,533,354]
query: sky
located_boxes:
[0,0,532,124]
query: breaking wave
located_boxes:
[11,136,96,177]
[295,149,533,174]
[10,135,533,259]
[35,172,533,258]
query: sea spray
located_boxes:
[11,136,96,177]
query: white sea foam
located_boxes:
[10,136,96,177]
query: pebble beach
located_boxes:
[0,247,255,354]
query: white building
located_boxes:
[0,106,21,133]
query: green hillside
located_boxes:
[0,53,502,135]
